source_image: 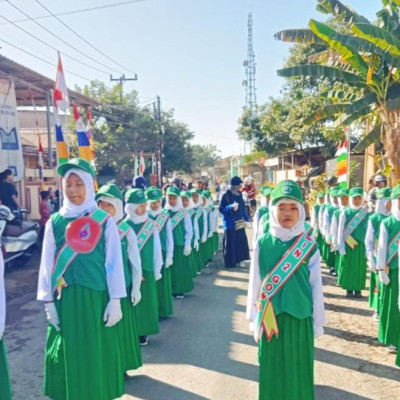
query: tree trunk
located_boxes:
[380,108,400,186]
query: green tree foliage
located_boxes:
[191,144,221,171]
[75,81,194,183]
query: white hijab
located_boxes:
[97,195,124,223]
[182,197,193,210]
[260,196,269,208]
[350,197,363,211]
[338,196,348,209]
[60,169,97,218]
[375,199,391,217]
[391,197,400,220]
[125,203,148,224]
[165,196,183,212]
[269,199,305,242]
[148,202,162,217]
[192,195,203,208]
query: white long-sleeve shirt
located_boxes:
[365,220,376,264]
[246,241,325,340]
[192,214,200,243]
[151,229,164,280]
[0,250,5,334]
[183,214,193,248]
[37,216,127,302]
[126,229,142,297]
[165,219,174,260]
[376,223,389,271]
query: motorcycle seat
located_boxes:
[3,221,38,237]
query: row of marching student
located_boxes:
[30,158,220,400]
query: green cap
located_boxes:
[181,190,192,199]
[337,188,349,197]
[202,190,211,199]
[166,186,181,197]
[317,192,325,199]
[271,180,303,205]
[261,186,272,196]
[377,187,392,200]
[57,158,95,178]
[330,187,340,197]
[95,184,123,202]
[391,185,400,199]
[145,186,163,202]
[191,188,202,195]
[349,187,363,197]
[125,188,147,204]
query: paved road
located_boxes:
[4,227,400,399]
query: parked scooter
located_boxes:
[0,205,38,268]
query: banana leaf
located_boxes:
[353,123,383,152]
[274,29,326,44]
[303,103,351,124]
[277,64,366,86]
[316,0,370,24]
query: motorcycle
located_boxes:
[0,205,39,268]
[242,191,256,221]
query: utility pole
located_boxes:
[110,74,138,103]
[154,95,163,187]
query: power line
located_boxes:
[3,1,121,76]
[0,37,91,81]
[33,0,139,77]
[0,0,147,24]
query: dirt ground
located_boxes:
[3,227,400,399]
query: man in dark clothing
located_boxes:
[0,169,20,210]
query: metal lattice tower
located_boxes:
[243,13,257,116]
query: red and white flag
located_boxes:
[139,151,145,175]
[54,53,70,111]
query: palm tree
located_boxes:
[275,0,400,183]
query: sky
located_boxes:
[0,0,378,157]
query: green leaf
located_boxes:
[303,103,351,124]
[309,20,369,80]
[316,0,370,24]
[274,29,326,44]
[353,123,383,152]
[277,65,366,86]
[353,23,400,57]
[321,89,361,102]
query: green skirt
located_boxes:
[157,265,174,318]
[378,268,400,346]
[44,285,124,400]
[117,293,142,372]
[368,271,379,311]
[212,232,219,253]
[0,339,12,400]
[198,242,206,270]
[205,237,214,260]
[334,252,341,276]
[338,243,367,291]
[325,246,335,268]
[135,270,159,336]
[170,246,194,294]
[258,313,314,400]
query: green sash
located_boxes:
[137,219,157,252]
[155,213,168,233]
[387,230,400,265]
[118,221,131,240]
[256,232,316,342]
[171,209,186,230]
[52,209,109,296]
[344,208,368,249]
[195,206,204,219]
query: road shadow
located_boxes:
[324,326,381,348]
[315,347,400,382]
[315,385,375,400]
[124,375,211,400]
[324,302,373,317]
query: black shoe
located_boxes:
[139,336,148,346]
[329,268,337,276]
[346,291,353,298]
[354,291,362,298]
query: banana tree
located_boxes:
[275,0,400,183]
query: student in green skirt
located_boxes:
[310,192,324,241]
[96,184,143,372]
[181,190,200,279]
[337,187,369,298]
[0,247,12,400]
[330,189,349,278]
[146,186,174,318]
[322,188,339,274]
[165,186,193,298]
[37,158,126,400]
[125,188,163,346]
[365,187,391,321]
[202,190,215,261]
[253,186,272,245]
[191,188,208,272]
[247,180,325,400]
[317,192,330,265]
[376,185,400,353]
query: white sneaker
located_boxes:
[372,311,379,322]
[386,345,397,354]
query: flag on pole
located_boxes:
[54,107,69,165]
[54,53,70,112]
[73,104,91,160]
[139,151,145,175]
[85,108,95,163]
[133,155,139,177]
[38,136,45,190]
[336,139,349,188]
